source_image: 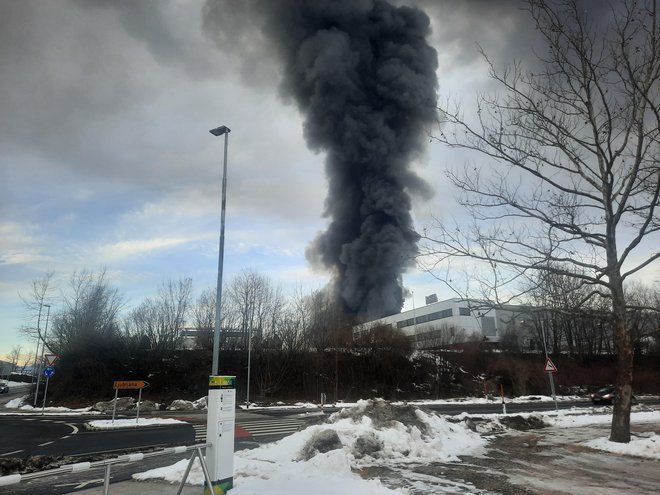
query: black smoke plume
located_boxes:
[205,0,438,319]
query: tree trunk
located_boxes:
[609,285,633,443]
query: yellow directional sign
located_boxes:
[209,376,236,389]
[113,380,149,389]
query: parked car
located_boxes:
[0,381,8,394]
[590,386,636,405]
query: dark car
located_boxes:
[590,386,636,405]
[0,381,8,394]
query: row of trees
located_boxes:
[496,274,660,359]
[20,269,357,352]
[16,268,360,398]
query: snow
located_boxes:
[239,394,585,411]
[0,396,100,416]
[134,400,660,495]
[87,418,185,429]
[2,389,659,493]
[135,399,488,494]
[585,434,660,460]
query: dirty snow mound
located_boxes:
[134,398,487,492]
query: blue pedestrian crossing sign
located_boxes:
[44,366,55,377]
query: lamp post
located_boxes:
[31,304,44,385]
[246,299,255,405]
[209,125,231,375]
[33,303,51,407]
[206,124,235,494]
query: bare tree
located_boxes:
[125,278,193,352]
[48,269,123,354]
[19,272,55,364]
[191,287,216,350]
[226,268,285,349]
[6,345,23,372]
[305,289,352,352]
[426,0,660,442]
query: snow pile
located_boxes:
[549,409,660,428]
[86,418,185,429]
[584,434,660,460]
[4,397,26,409]
[135,399,487,493]
[2,396,99,415]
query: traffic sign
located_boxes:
[44,366,55,377]
[544,357,558,372]
[44,354,58,366]
[113,380,149,390]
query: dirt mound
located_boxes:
[298,429,343,461]
[331,399,430,434]
[499,415,547,431]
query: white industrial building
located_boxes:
[355,297,532,349]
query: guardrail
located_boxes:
[0,442,212,495]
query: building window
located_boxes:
[459,307,470,316]
[481,316,496,336]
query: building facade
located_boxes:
[355,297,532,349]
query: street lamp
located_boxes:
[33,303,51,406]
[206,124,236,494]
[209,125,231,375]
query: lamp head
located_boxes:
[209,125,231,136]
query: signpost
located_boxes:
[540,322,559,411]
[544,357,558,373]
[41,366,55,414]
[111,380,149,425]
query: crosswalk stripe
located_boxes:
[191,418,304,439]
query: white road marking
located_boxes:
[54,478,107,489]
[37,441,54,447]
[1,450,24,456]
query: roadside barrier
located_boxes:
[0,442,212,494]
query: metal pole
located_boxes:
[212,129,230,376]
[103,464,111,495]
[111,388,118,425]
[136,388,142,424]
[34,304,50,407]
[540,320,558,411]
[246,301,254,404]
[41,376,50,414]
[197,446,215,492]
[177,449,198,495]
[32,303,43,399]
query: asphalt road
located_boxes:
[0,412,262,495]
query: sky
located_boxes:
[1,0,658,359]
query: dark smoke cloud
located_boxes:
[204,0,438,319]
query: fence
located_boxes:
[0,442,212,495]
